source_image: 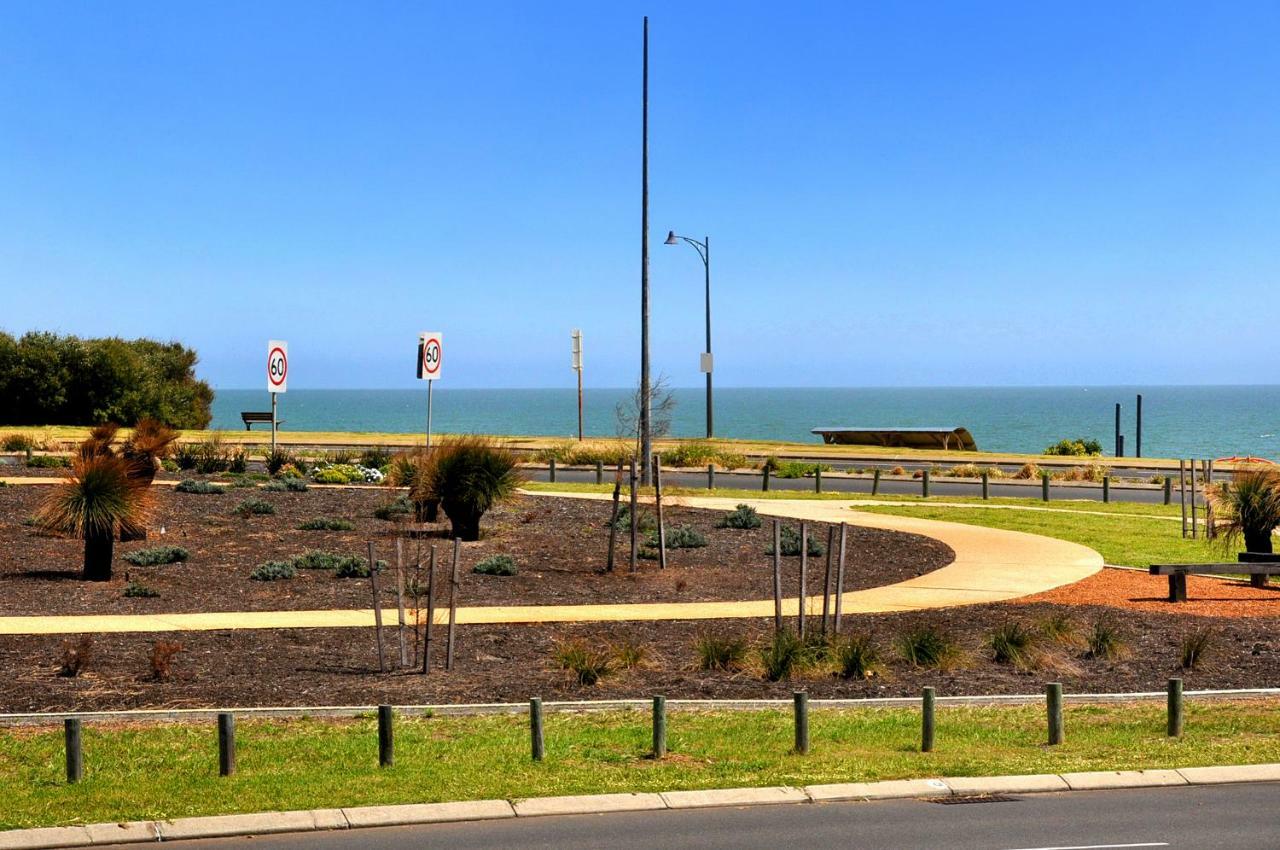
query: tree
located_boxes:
[37,451,151,581]
[425,437,522,541]
[1208,466,1280,554]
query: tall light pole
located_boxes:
[639,16,652,484]
[665,230,713,438]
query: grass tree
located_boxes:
[427,437,522,541]
[1209,465,1280,554]
[37,452,151,581]
[119,418,179,540]
[386,448,440,523]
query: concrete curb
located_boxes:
[3,763,1276,848]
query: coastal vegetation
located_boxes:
[0,331,213,428]
[1208,465,1280,554]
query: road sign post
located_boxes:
[571,329,584,441]
[266,340,288,454]
[417,332,443,449]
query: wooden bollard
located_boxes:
[833,524,847,634]
[530,698,545,761]
[707,463,715,489]
[64,718,83,784]
[921,687,935,753]
[1041,473,1050,502]
[369,541,386,673]
[871,467,881,496]
[378,704,394,767]
[1046,683,1064,745]
[218,712,236,777]
[422,546,437,674]
[814,466,822,493]
[981,471,989,500]
[793,692,810,754]
[922,468,930,498]
[1102,476,1110,503]
[797,522,808,638]
[652,695,667,759]
[771,520,783,632]
[548,457,556,483]
[1167,678,1184,738]
[446,538,460,671]
[595,460,603,485]
[1163,475,1172,506]
[653,453,667,570]
[629,457,639,573]
[763,465,771,492]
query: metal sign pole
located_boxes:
[426,380,434,451]
[270,392,278,454]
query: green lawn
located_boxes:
[2,701,1277,830]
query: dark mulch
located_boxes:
[2,603,1277,712]
[0,486,952,615]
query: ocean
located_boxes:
[209,386,1280,460]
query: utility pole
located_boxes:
[639,16,652,484]
[571,329,584,441]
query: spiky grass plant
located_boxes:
[1180,628,1215,671]
[696,634,749,671]
[990,621,1039,668]
[37,452,151,581]
[835,633,882,680]
[423,437,523,541]
[554,641,614,686]
[1209,466,1280,554]
[1085,618,1129,661]
[895,624,961,669]
[760,629,808,682]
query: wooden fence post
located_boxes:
[218,712,236,777]
[446,538,460,671]
[395,538,408,669]
[793,692,809,755]
[981,471,989,500]
[653,453,667,570]
[422,546,436,674]
[596,460,604,485]
[707,463,715,489]
[921,687,935,753]
[368,541,386,673]
[629,457,639,573]
[922,468,930,498]
[833,524,847,634]
[530,698,545,761]
[871,467,881,496]
[772,520,783,634]
[378,704,394,767]
[1167,678,1183,738]
[606,461,622,573]
[797,521,808,638]
[821,526,834,635]
[1180,459,1188,538]
[763,465,771,492]
[64,718,83,783]
[652,695,667,759]
[1046,683,1064,745]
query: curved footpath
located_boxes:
[0,492,1102,635]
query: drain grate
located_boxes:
[930,794,1020,805]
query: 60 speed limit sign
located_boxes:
[267,340,288,393]
[417,332,442,381]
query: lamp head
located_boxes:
[664,230,678,245]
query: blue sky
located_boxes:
[3,2,1279,390]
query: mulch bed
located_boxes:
[1027,568,1280,618]
[0,486,952,614]
[2,603,1277,712]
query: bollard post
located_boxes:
[1103,476,1110,503]
[921,687,936,753]
[922,468,930,498]
[596,460,603,485]
[763,465,771,492]
[1046,683,1064,745]
[707,463,715,490]
[218,712,236,777]
[549,457,556,483]
[797,521,808,638]
[530,698,545,761]
[871,467,881,496]
[814,466,822,493]
[793,691,809,755]
[981,471,989,500]
[64,718,83,784]
[1041,473,1050,502]
[772,520,783,632]
[378,704,395,767]
[652,695,667,759]
[1167,678,1184,738]
[1163,475,1172,506]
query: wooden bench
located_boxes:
[240,411,283,431]
[1149,553,1280,601]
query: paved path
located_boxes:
[0,493,1102,635]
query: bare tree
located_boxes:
[616,373,675,461]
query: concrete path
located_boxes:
[0,493,1102,635]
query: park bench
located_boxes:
[240,411,283,430]
[1149,553,1280,602]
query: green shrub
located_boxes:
[532,441,634,467]
[1,433,38,451]
[298,517,356,531]
[835,633,882,680]
[250,561,297,581]
[228,450,248,474]
[264,448,302,476]
[1044,438,1103,457]
[423,437,523,541]
[716,504,762,530]
[554,641,613,685]
[990,621,1039,668]
[335,557,386,579]
[612,639,647,669]
[311,464,366,485]
[473,554,518,576]
[234,498,275,517]
[696,634,749,671]
[122,581,160,598]
[374,495,413,521]
[772,460,832,479]
[661,442,748,470]
[1180,628,1214,670]
[1086,618,1128,660]
[766,525,825,556]
[24,454,67,468]
[121,546,189,567]
[760,629,808,681]
[290,550,345,570]
[607,504,655,532]
[175,479,225,495]
[1038,613,1082,646]
[896,625,961,668]
[263,476,309,492]
[359,447,393,469]
[646,525,707,549]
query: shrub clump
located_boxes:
[374,495,413,521]
[1180,628,1215,670]
[607,504,655,532]
[473,554,518,576]
[716,503,761,530]
[175,479,225,495]
[263,476,309,492]
[148,639,184,681]
[290,550,348,570]
[896,625,961,669]
[59,635,94,677]
[990,621,1040,669]
[1085,618,1128,661]
[760,630,808,681]
[696,634,749,671]
[335,557,386,579]
[235,498,276,517]
[122,546,189,567]
[647,525,708,550]
[24,454,68,468]
[1044,437,1102,456]
[554,641,613,685]
[298,517,356,531]
[835,633,882,680]
[250,561,297,581]
[766,525,825,556]
[311,462,383,485]
[122,581,160,598]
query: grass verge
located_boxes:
[2,701,1278,830]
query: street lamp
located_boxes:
[665,230,713,438]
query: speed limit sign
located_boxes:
[417,332,442,381]
[267,340,288,393]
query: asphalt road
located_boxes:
[531,466,1183,505]
[104,783,1280,849]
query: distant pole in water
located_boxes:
[1114,403,1123,457]
[1136,394,1143,458]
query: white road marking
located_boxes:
[1002,843,1169,850]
